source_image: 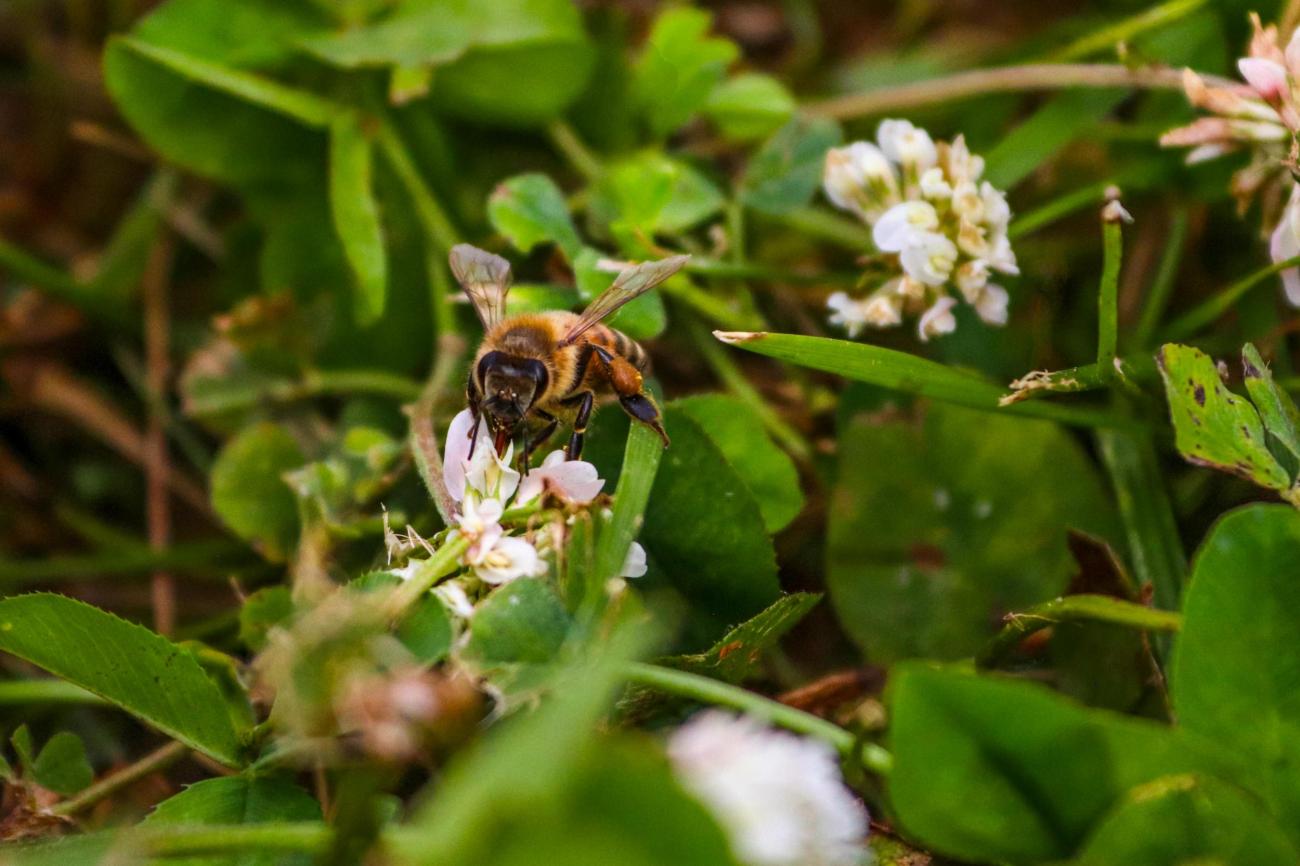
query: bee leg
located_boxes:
[620,393,670,448]
[564,391,595,460]
[524,411,559,470]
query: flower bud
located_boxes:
[900,232,958,286]
[917,296,958,341]
[872,201,939,252]
[877,118,937,170]
[823,142,899,221]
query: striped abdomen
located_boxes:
[587,324,650,374]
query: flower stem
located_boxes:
[805,63,1235,120]
[1161,253,1300,341]
[0,679,104,705]
[1097,209,1125,383]
[977,594,1182,668]
[765,207,872,251]
[621,662,893,776]
[546,120,602,181]
[52,741,189,817]
[385,534,470,619]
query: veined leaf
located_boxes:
[739,117,842,216]
[1242,343,1300,465]
[0,594,245,766]
[488,173,582,261]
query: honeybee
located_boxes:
[449,243,689,467]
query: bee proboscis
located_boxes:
[449,243,689,468]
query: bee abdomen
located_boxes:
[608,328,650,373]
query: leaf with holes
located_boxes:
[1157,344,1291,493]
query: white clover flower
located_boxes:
[877,118,936,171]
[899,232,958,286]
[1270,183,1300,306]
[872,201,939,252]
[668,712,868,866]
[516,450,606,506]
[621,541,648,578]
[822,120,1015,340]
[468,534,546,585]
[822,142,900,222]
[918,296,958,342]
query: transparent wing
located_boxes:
[560,254,690,346]
[449,243,512,329]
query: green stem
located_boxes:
[126,822,332,856]
[622,662,893,776]
[52,741,188,817]
[766,207,872,251]
[686,315,813,461]
[0,679,104,705]
[187,368,424,416]
[686,258,858,285]
[385,535,470,618]
[546,120,602,181]
[977,594,1182,668]
[0,235,127,328]
[409,333,467,524]
[1097,214,1124,382]
[1132,208,1189,350]
[1162,253,1300,341]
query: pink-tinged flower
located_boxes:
[442,408,520,505]
[457,496,504,562]
[1270,184,1300,306]
[621,542,648,578]
[1238,57,1289,103]
[515,450,606,506]
[917,296,958,342]
[668,712,868,866]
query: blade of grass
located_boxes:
[1096,427,1187,613]
[0,680,106,705]
[1132,207,1189,349]
[593,423,664,584]
[1161,253,1300,340]
[1007,181,1113,239]
[714,331,1137,428]
[1044,0,1208,62]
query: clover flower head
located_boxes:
[823,120,1016,340]
[668,711,868,866]
[442,409,520,506]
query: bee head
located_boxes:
[476,351,549,451]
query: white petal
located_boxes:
[621,542,648,578]
[516,452,606,505]
[1239,57,1289,101]
[876,118,937,169]
[1271,188,1300,306]
[872,202,938,252]
[474,536,542,584]
[898,232,958,286]
[918,167,952,200]
[442,409,478,503]
[974,283,1010,325]
[918,296,959,341]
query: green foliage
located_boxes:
[829,403,1115,661]
[329,114,389,325]
[739,117,843,215]
[888,665,1228,864]
[488,173,583,261]
[30,732,93,796]
[0,594,246,766]
[702,73,796,142]
[143,775,322,866]
[352,572,454,665]
[465,579,571,665]
[1173,505,1300,839]
[631,8,739,138]
[1158,343,1298,500]
[210,423,304,561]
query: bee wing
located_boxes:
[449,244,512,329]
[560,254,690,346]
